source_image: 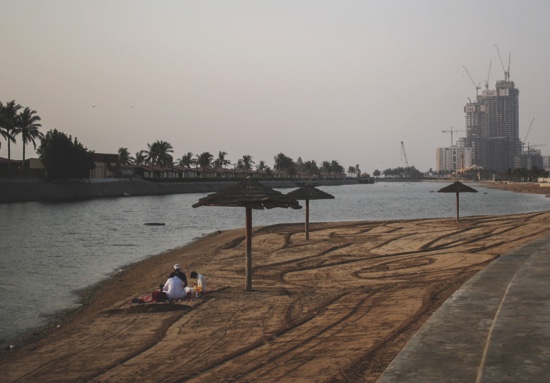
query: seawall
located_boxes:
[0,178,360,203]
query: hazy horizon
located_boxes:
[2,1,549,174]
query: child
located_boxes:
[190,271,206,294]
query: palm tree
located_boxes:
[156,141,174,167]
[118,147,134,165]
[134,150,147,165]
[273,153,295,176]
[214,151,230,169]
[144,143,158,166]
[273,153,289,171]
[177,152,195,167]
[331,160,344,178]
[145,140,173,167]
[196,152,214,176]
[13,107,43,168]
[256,160,267,172]
[321,161,331,178]
[347,166,356,178]
[303,160,319,178]
[241,154,254,174]
[355,164,361,177]
[0,100,22,168]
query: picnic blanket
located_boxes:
[130,290,211,305]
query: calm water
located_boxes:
[0,182,548,347]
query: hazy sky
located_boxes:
[2,0,549,173]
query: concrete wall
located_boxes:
[0,178,359,203]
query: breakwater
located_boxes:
[0,178,359,203]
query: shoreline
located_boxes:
[478,180,550,195]
[1,230,226,352]
[0,178,359,203]
[3,183,550,382]
[3,177,546,204]
[1,181,546,332]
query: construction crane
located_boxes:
[525,143,546,156]
[495,44,511,81]
[463,65,481,96]
[526,143,545,150]
[442,127,465,146]
[400,141,409,168]
[485,59,492,90]
[523,117,535,144]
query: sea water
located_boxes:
[0,182,548,348]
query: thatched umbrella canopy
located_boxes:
[286,184,335,240]
[192,178,301,291]
[437,181,478,222]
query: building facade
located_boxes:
[543,156,550,171]
[463,80,521,171]
[514,148,544,170]
[90,153,119,178]
[436,146,473,173]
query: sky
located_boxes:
[2,0,550,174]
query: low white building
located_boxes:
[436,146,473,173]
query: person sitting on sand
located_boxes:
[190,271,206,293]
[169,264,188,287]
[162,276,187,300]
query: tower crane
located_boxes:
[523,117,535,144]
[400,141,409,168]
[442,127,465,146]
[485,60,492,90]
[463,65,481,96]
[495,44,511,81]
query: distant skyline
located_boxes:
[2,1,549,174]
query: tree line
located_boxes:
[117,143,364,179]
[372,166,424,179]
[1,99,364,179]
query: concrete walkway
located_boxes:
[377,235,550,383]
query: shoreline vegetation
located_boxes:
[2,182,550,382]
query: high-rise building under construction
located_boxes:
[462,79,521,171]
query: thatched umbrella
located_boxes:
[192,178,301,291]
[286,184,335,240]
[437,181,478,222]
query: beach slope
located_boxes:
[3,211,550,382]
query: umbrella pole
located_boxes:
[245,207,253,291]
[456,192,460,222]
[305,199,310,240]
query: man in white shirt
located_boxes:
[162,276,187,300]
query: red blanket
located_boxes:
[131,290,210,304]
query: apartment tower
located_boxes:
[463,79,521,171]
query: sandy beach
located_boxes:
[2,182,550,382]
[480,180,550,195]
